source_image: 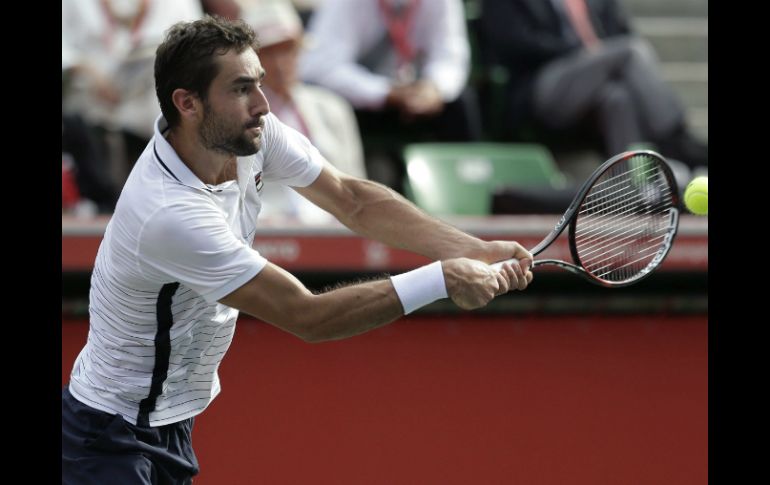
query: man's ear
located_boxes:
[171,89,201,121]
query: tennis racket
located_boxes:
[491,150,679,287]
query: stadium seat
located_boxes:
[403,142,567,216]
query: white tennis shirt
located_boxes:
[68,113,324,426]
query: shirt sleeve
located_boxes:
[138,202,268,303]
[260,113,324,187]
[298,0,392,109]
[420,0,471,102]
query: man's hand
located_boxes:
[470,240,530,263]
[399,80,444,117]
[461,240,535,282]
[72,63,121,105]
[386,80,444,120]
[442,257,532,310]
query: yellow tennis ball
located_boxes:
[684,176,708,215]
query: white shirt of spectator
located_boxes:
[298,0,471,109]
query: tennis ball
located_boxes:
[684,176,708,215]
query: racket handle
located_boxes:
[490,258,519,271]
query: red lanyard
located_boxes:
[99,0,151,50]
[377,0,420,67]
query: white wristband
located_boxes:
[390,261,448,314]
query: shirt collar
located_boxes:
[153,115,212,192]
[152,115,257,197]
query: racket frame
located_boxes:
[496,150,680,287]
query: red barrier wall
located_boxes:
[62,315,707,485]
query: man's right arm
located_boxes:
[219,258,522,343]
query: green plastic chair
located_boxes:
[403,142,566,216]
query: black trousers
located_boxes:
[61,114,120,212]
[531,36,685,156]
[62,386,199,485]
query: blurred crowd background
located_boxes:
[62,0,708,221]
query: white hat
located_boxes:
[239,0,303,47]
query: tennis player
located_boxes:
[62,16,533,484]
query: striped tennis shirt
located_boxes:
[68,113,324,426]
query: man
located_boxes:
[298,0,483,189]
[62,16,532,484]
[480,0,707,169]
[62,0,204,184]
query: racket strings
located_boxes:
[573,155,675,282]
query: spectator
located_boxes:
[62,0,203,184]
[242,0,367,222]
[62,114,121,214]
[299,0,483,189]
[479,0,707,170]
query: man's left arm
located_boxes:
[294,164,532,266]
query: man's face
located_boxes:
[198,48,270,156]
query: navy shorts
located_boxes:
[62,386,199,485]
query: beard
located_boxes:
[199,100,263,156]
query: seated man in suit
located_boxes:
[479,0,707,170]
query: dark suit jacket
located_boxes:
[479,0,632,130]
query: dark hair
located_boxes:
[154,16,259,128]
